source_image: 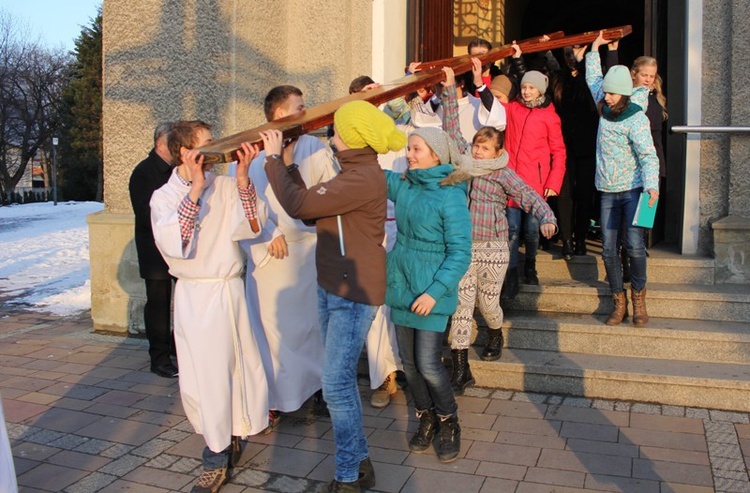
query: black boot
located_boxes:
[501,268,519,300]
[450,349,475,395]
[539,235,550,251]
[312,389,330,417]
[409,408,438,452]
[523,259,539,285]
[574,238,587,256]
[436,414,461,463]
[481,329,503,361]
[562,240,574,261]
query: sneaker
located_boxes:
[191,467,229,493]
[369,372,397,409]
[230,436,242,467]
[321,480,361,493]
[435,414,461,463]
[262,410,282,435]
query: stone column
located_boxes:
[91,0,372,333]
[710,0,750,284]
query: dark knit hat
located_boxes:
[490,75,513,99]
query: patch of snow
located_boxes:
[0,201,104,315]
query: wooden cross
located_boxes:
[199,26,631,164]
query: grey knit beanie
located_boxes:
[521,70,548,94]
[409,127,460,165]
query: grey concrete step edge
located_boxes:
[534,253,715,268]
[469,355,750,413]
[494,314,750,364]
[505,283,750,322]
[528,257,715,285]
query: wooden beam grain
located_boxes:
[199,26,631,164]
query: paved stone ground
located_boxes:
[1,307,749,493]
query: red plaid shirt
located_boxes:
[176,173,259,248]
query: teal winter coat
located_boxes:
[384,164,472,332]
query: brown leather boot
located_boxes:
[631,288,649,326]
[605,291,628,326]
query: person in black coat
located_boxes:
[129,122,178,378]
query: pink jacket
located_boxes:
[503,99,566,208]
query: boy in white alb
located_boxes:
[150,120,269,493]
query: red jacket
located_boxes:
[503,99,566,208]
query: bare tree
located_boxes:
[0,11,70,197]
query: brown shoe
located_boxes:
[358,457,376,490]
[605,291,629,326]
[262,410,282,435]
[369,372,397,409]
[191,467,229,493]
[321,480,361,492]
[631,288,650,326]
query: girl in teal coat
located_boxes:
[384,126,471,464]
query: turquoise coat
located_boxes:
[384,164,472,332]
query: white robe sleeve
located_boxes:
[477,93,507,130]
[150,188,199,260]
[410,101,443,129]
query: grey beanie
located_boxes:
[602,65,633,96]
[521,70,549,94]
[409,127,461,165]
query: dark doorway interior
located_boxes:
[504,0,681,247]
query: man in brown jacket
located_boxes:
[261,101,406,493]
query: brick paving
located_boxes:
[1,308,749,493]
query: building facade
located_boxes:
[91,0,748,333]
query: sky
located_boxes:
[0,201,103,316]
[0,0,101,53]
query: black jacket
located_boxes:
[463,63,503,98]
[129,149,173,279]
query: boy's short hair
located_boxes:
[264,85,303,122]
[167,120,212,165]
[467,38,492,53]
[473,126,504,151]
[349,75,376,94]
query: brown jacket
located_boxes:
[265,147,386,306]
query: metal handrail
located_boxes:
[671,126,750,134]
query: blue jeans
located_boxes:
[317,286,378,483]
[202,443,230,469]
[507,207,540,269]
[600,189,647,292]
[395,325,457,417]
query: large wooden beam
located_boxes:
[199,26,631,164]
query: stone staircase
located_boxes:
[466,243,750,412]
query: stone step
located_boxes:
[490,311,750,364]
[463,347,750,412]
[531,247,715,285]
[502,280,750,322]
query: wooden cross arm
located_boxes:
[198,25,631,164]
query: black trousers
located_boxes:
[144,278,175,366]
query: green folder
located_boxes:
[632,192,658,228]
